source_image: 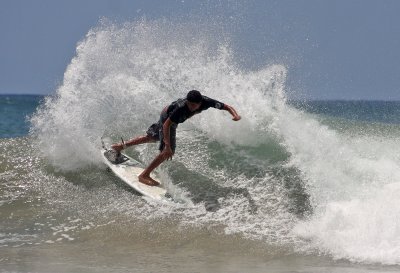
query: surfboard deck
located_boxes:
[100,147,170,201]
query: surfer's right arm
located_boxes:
[162,118,174,160]
[223,104,241,121]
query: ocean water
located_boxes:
[1,20,400,273]
[0,95,43,138]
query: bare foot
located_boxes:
[138,175,160,186]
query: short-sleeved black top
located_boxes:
[165,96,224,124]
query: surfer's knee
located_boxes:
[148,136,157,142]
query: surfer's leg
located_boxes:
[139,126,176,186]
[111,135,156,152]
[138,152,167,186]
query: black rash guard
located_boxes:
[146,95,225,152]
[166,96,225,124]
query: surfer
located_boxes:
[111,90,241,186]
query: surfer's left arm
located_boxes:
[223,104,241,121]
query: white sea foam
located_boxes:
[280,107,400,264]
[29,19,400,265]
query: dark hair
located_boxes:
[186,90,202,103]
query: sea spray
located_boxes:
[30,19,300,248]
[30,19,287,171]
[29,19,400,265]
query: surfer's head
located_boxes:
[186,90,202,112]
[187,90,202,103]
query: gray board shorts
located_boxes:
[146,111,177,153]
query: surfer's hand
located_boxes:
[232,114,241,121]
[224,105,241,121]
[162,145,173,160]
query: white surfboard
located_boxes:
[100,146,170,201]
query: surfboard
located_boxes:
[100,141,170,201]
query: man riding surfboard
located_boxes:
[111,90,241,186]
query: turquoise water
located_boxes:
[1,95,399,139]
[290,100,400,124]
[0,95,43,138]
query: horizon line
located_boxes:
[1,93,400,102]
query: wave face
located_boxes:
[29,20,400,265]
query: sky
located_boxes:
[1,0,400,100]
